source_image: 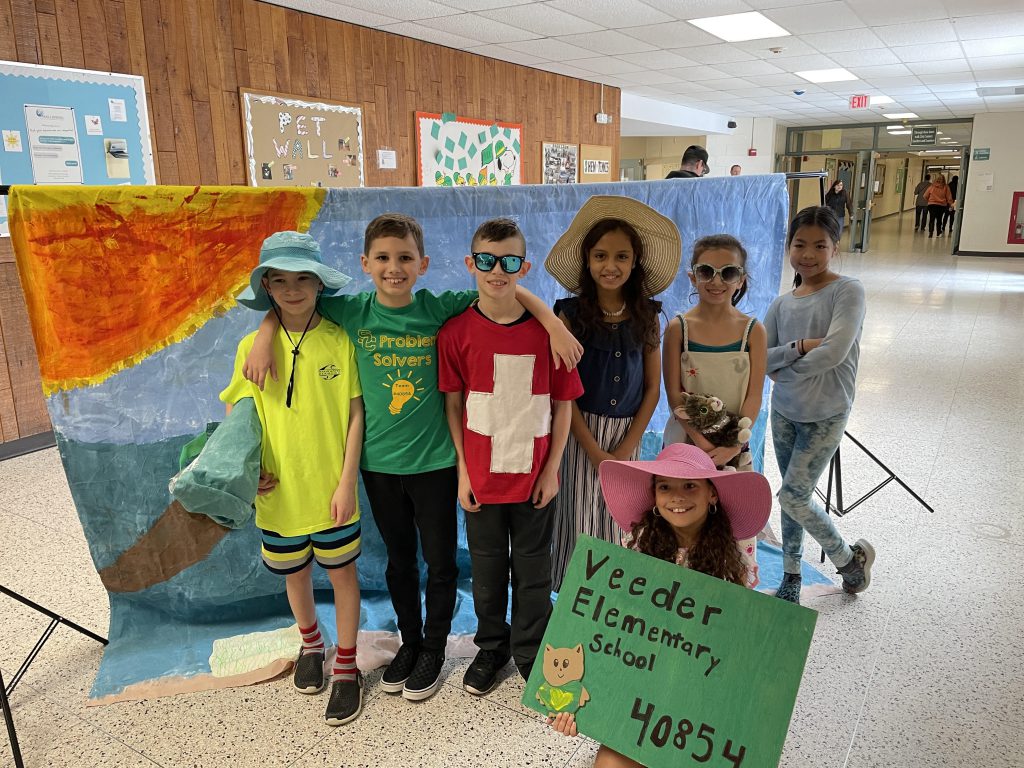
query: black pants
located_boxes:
[943,206,955,232]
[927,204,946,235]
[915,205,928,229]
[464,499,554,670]
[361,466,459,652]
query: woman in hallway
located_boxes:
[924,174,954,238]
[825,180,853,239]
[913,174,931,231]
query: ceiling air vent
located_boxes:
[977,85,1024,97]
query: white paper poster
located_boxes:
[24,104,84,183]
[2,130,23,152]
[0,168,7,237]
[85,114,104,135]
[977,172,994,192]
[108,97,127,122]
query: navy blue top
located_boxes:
[555,297,647,417]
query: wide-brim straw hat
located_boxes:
[237,231,351,311]
[599,443,771,540]
[545,195,681,297]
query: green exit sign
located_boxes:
[973,148,991,160]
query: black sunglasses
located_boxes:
[692,263,745,284]
[472,252,525,274]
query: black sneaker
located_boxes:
[293,648,326,694]
[325,672,364,726]
[463,649,510,696]
[402,649,445,701]
[775,573,802,604]
[837,539,875,594]
[380,643,420,694]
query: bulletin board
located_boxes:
[542,142,578,184]
[580,144,613,183]
[416,112,522,187]
[0,61,155,236]
[240,89,364,189]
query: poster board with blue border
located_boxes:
[0,61,155,236]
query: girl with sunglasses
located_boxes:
[663,234,766,585]
[544,196,682,592]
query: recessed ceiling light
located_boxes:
[687,11,791,42]
[883,112,918,119]
[870,95,895,106]
[888,130,912,135]
[795,68,857,83]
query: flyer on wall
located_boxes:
[24,104,84,184]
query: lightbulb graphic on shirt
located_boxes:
[383,370,425,415]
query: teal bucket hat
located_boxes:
[237,231,351,310]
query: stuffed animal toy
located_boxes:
[536,644,590,715]
[673,392,753,470]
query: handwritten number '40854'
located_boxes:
[630,697,746,766]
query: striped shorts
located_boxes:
[259,520,361,575]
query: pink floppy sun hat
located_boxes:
[599,443,771,540]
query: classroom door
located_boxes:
[850,150,875,253]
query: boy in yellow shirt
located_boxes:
[220,231,365,726]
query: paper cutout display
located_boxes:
[523,536,817,768]
[416,112,522,187]
[542,143,578,184]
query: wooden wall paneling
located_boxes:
[36,8,62,66]
[180,0,218,184]
[79,0,113,71]
[35,0,54,12]
[265,4,290,94]
[0,301,21,441]
[199,0,233,183]
[0,265,50,438]
[241,0,264,90]
[221,88,246,184]
[53,0,85,68]
[103,0,131,74]
[0,1,17,61]
[141,0,174,177]
[313,16,329,100]
[160,0,201,183]
[123,0,150,80]
[10,0,39,63]
[286,34,305,97]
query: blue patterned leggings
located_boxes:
[771,410,854,575]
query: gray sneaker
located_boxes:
[325,672,364,726]
[775,573,802,603]
[837,539,876,594]
[293,649,326,694]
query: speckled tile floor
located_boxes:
[2,215,1023,767]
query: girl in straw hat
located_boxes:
[662,234,767,586]
[545,195,682,592]
[546,442,772,766]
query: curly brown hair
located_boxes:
[630,502,748,586]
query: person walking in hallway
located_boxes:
[913,175,931,232]
[825,180,854,241]
[924,174,954,238]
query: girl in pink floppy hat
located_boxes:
[547,442,771,766]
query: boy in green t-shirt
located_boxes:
[243,214,581,702]
[221,231,365,726]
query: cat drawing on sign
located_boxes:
[536,644,590,715]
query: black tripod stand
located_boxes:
[814,432,934,563]
[1,586,107,768]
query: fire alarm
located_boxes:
[748,148,757,156]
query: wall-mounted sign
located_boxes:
[240,88,364,188]
[973,147,990,161]
[910,126,937,146]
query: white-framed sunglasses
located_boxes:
[692,263,745,284]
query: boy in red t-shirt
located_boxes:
[438,218,583,696]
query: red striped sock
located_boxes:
[299,621,325,653]
[331,646,357,682]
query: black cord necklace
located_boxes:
[270,302,317,408]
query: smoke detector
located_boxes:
[768,47,784,54]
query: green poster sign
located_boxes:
[973,148,990,161]
[523,536,817,768]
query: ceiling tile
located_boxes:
[340,0,459,19]
[675,44,758,64]
[379,21,485,47]
[288,2,399,26]
[917,72,979,85]
[641,0,756,19]
[635,71,690,85]
[545,0,676,29]
[700,76,757,90]
[926,82,980,93]
[569,56,647,75]
[892,43,958,63]
[850,63,913,79]
[952,0,1024,19]
[733,37,819,58]
[952,12,1024,41]
[975,68,1024,85]
[746,73,806,86]
[772,53,839,71]
[961,36,1024,57]
[969,53,1024,70]
[763,2,866,34]
[660,81,714,94]
[556,29,659,54]
[464,44,550,65]
[618,50,699,68]
[414,14,539,43]
[832,0,945,25]
[501,38,597,60]
[801,27,885,53]
[477,5,602,36]
[906,59,971,74]
[712,59,785,76]
[662,64,731,79]
[539,62,603,79]
[831,49,901,67]
[599,73,648,87]
[620,21,721,48]
[863,75,924,88]
[874,19,957,47]
[431,0,533,9]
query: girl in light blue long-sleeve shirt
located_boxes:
[764,206,876,604]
